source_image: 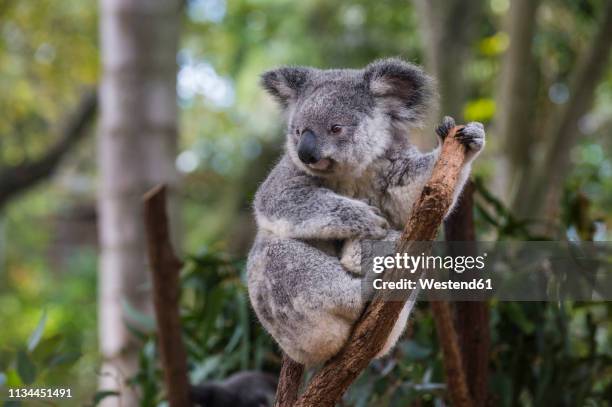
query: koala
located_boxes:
[247,58,485,367]
[191,371,277,407]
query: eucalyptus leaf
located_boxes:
[121,299,156,333]
[27,310,47,352]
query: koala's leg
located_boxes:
[376,287,419,358]
[247,234,366,367]
[340,229,402,275]
[339,230,417,357]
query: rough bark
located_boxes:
[444,182,490,407]
[274,353,305,407]
[494,0,540,202]
[143,185,191,407]
[97,1,181,405]
[292,126,471,407]
[515,0,612,219]
[0,88,97,209]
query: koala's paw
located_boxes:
[340,239,363,275]
[456,122,485,156]
[363,204,389,239]
[340,200,389,239]
[435,116,456,142]
[354,201,389,239]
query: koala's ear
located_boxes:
[364,58,434,124]
[260,67,312,108]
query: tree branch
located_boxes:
[291,126,471,407]
[0,87,97,209]
[274,353,305,407]
[430,301,472,407]
[143,185,192,407]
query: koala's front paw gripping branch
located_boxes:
[278,126,473,407]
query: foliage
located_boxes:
[128,248,276,406]
[0,310,85,406]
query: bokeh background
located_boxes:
[0,0,611,406]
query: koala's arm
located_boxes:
[254,158,388,240]
[391,119,485,216]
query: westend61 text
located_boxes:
[373,278,493,291]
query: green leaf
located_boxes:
[16,351,36,385]
[121,299,156,333]
[4,369,21,387]
[27,310,48,352]
[48,351,81,368]
[505,303,535,334]
[92,390,120,405]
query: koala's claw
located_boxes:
[456,121,485,152]
[435,116,456,140]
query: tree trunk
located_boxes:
[97,1,180,405]
[413,0,485,120]
[514,0,612,220]
[494,0,540,203]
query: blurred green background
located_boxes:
[0,0,611,405]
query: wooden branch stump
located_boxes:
[143,185,192,407]
[290,126,472,407]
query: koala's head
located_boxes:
[261,58,434,177]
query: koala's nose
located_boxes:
[297,130,321,164]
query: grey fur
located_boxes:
[247,58,485,366]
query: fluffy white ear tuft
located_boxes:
[260,67,313,109]
[364,58,435,125]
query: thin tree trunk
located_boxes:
[445,182,490,406]
[494,0,540,203]
[97,1,180,406]
[429,301,473,407]
[413,0,485,120]
[514,0,612,220]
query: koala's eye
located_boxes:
[330,125,342,134]
[295,128,300,136]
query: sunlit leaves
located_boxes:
[463,98,496,123]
